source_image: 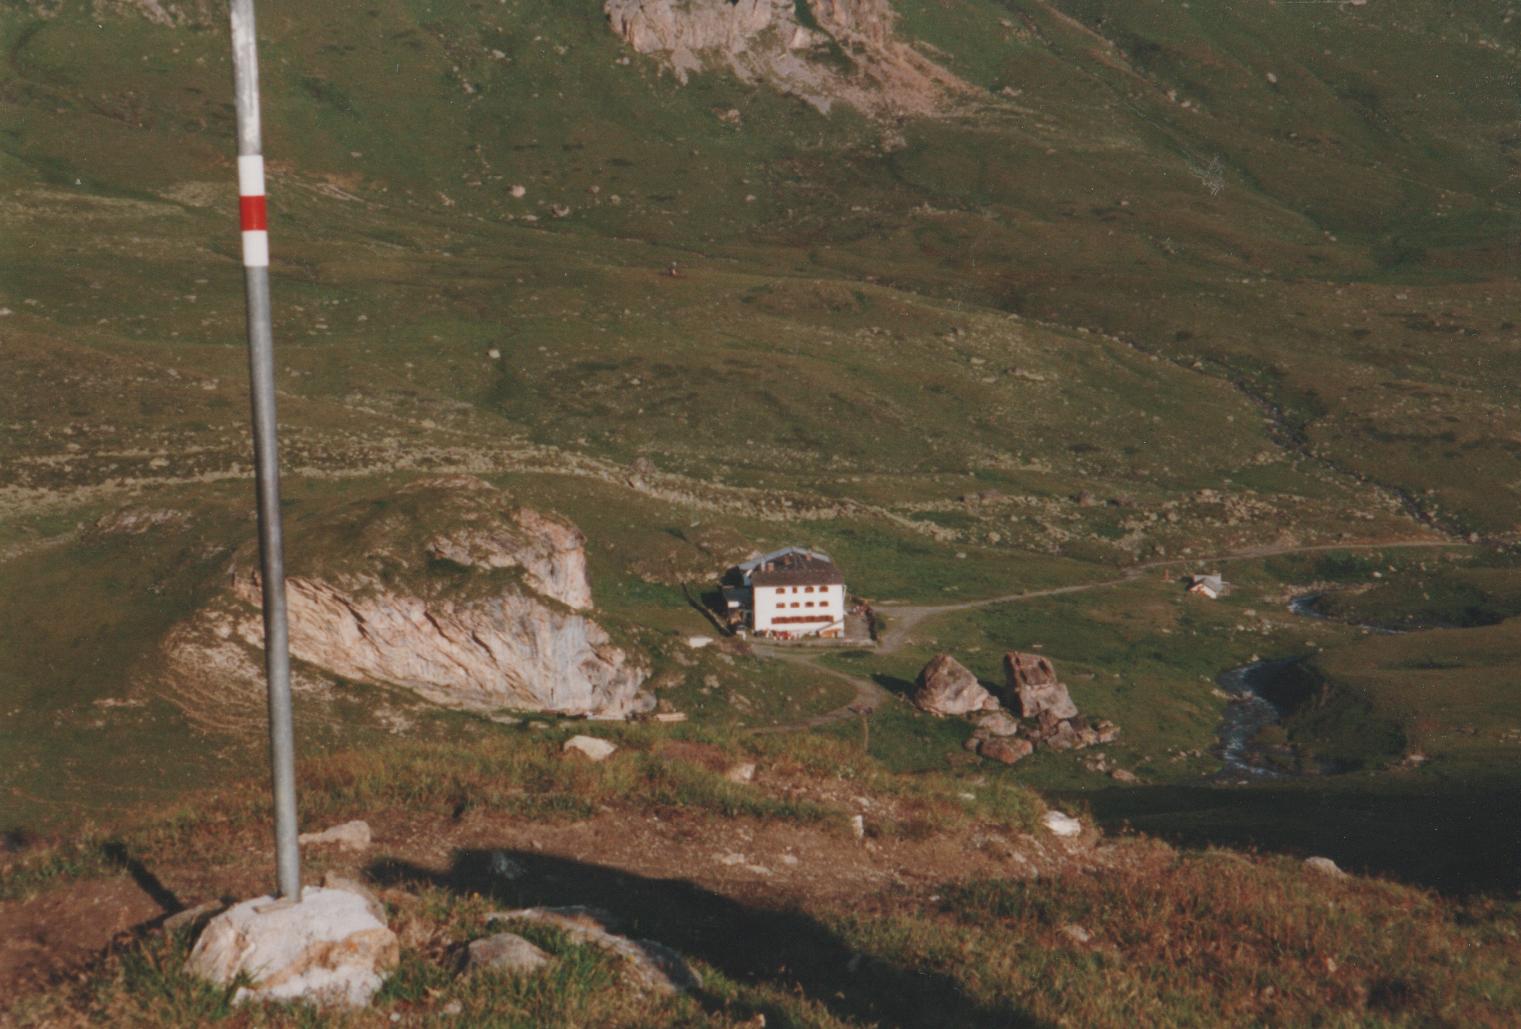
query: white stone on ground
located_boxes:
[563,735,618,761]
[724,761,756,784]
[1042,810,1082,838]
[685,635,713,649]
[187,886,398,1007]
[298,819,372,851]
[1303,855,1349,879]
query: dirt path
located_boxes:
[874,535,1465,654]
[757,535,1466,730]
[747,645,893,733]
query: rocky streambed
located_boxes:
[1213,659,1300,781]
[1212,592,1405,781]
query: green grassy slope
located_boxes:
[4,0,1521,893]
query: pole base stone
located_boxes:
[187,885,397,1007]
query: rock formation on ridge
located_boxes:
[603,0,966,115]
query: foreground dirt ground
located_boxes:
[0,763,1109,1000]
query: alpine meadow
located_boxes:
[4,1,1521,1025]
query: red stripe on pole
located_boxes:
[240,194,268,231]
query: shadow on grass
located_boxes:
[681,581,731,637]
[1066,774,1521,897]
[102,840,183,914]
[871,674,916,698]
[369,848,1046,1028]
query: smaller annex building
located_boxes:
[724,546,846,639]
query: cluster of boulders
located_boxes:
[912,651,1118,765]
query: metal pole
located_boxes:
[228,0,300,900]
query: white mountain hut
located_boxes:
[726,546,847,639]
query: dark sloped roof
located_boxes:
[739,545,832,574]
[749,551,844,587]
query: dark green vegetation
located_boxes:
[5,0,1521,1019]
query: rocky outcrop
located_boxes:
[912,653,999,717]
[160,477,651,721]
[228,571,646,718]
[604,0,965,115]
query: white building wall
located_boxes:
[752,583,846,637]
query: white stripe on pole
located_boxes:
[238,154,266,196]
[242,231,270,267]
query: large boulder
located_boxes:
[1003,651,1078,720]
[187,886,398,1007]
[912,654,999,717]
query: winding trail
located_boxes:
[753,535,1467,732]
